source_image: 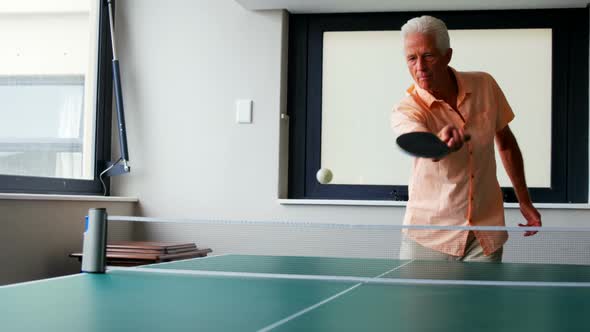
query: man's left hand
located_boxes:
[518,204,542,236]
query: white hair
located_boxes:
[401,15,450,52]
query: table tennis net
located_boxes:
[108,217,588,263]
[104,216,590,286]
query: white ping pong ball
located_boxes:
[316,168,333,184]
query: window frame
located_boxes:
[287,8,589,203]
[0,0,114,195]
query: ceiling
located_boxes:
[234,0,589,13]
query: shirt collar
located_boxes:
[406,67,471,110]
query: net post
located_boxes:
[81,208,108,273]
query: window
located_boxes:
[0,0,114,194]
[287,9,588,203]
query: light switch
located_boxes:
[236,99,253,124]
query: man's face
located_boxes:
[404,33,452,93]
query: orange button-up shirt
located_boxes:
[391,68,514,256]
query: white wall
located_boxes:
[112,0,292,220]
[112,0,399,221]
[110,0,590,258]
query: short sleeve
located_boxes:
[391,97,430,137]
[488,75,515,132]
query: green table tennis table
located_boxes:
[1,254,589,331]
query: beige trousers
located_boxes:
[399,231,503,262]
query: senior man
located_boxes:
[391,15,542,262]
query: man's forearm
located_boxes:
[497,130,533,206]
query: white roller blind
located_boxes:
[321,29,552,188]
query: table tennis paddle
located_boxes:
[396,131,470,159]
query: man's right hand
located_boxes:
[438,125,470,153]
